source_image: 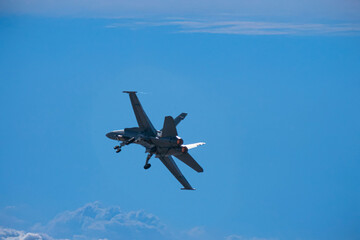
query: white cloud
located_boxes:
[1,202,171,240]
[225,235,275,240]
[107,19,360,35]
[1,0,360,21]
[1,0,359,36]
[0,227,58,240]
[1,203,276,240]
[181,226,208,239]
[31,202,168,240]
[186,226,205,237]
[4,207,16,210]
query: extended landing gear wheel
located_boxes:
[116,148,121,153]
[114,145,120,150]
[144,163,151,169]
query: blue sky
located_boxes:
[0,1,360,240]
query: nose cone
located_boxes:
[106,130,125,140]
[106,132,114,139]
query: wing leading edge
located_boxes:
[123,91,157,136]
[158,155,195,190]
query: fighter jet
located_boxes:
[106,91,205,190]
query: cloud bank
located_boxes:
[225,235,275,240]
[1,0,360,22]
[107,19,360,35]
[0,202,272,240]
[31,202,168,240]
[1,0,359,36]
[0,227,56,240]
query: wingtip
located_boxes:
[181,187,196,190]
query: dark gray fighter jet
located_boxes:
[106,91,205,190]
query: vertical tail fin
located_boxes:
[162,116,178,137]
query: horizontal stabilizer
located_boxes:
[181,187,195,190]
[175,153,203,172]
[159,155,194,190]
[123,91,137,93]
[162,116,178,137]
[183,142,206,150]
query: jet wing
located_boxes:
[174,153,203,172]
[158,155,195,190]
[123,91,157,136]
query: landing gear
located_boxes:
[144,153,153,170]
[113,138,135,153]
[114,145,122,153]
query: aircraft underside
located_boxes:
[106,91,205,190]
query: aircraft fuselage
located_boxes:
[106,128,187,156]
